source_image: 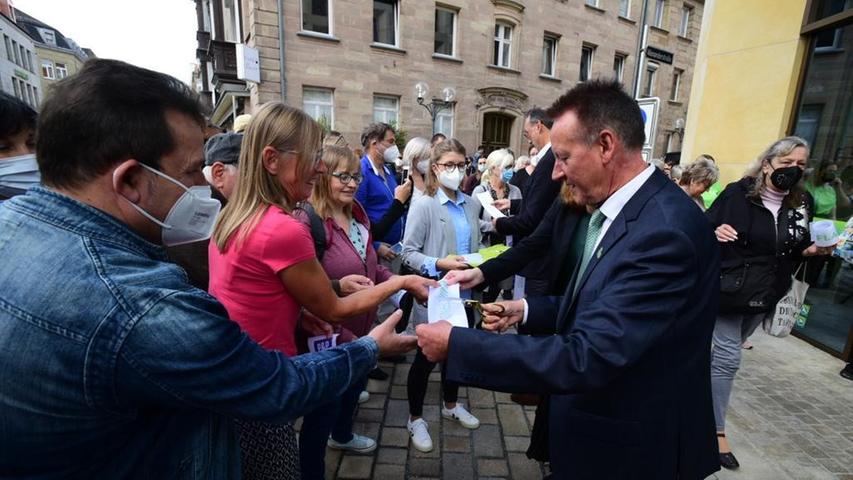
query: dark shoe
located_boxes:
[841,363,853,381]
[368,367,389,381]
[717,433,740,470]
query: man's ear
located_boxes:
[112,159,146,203]
[211,162,225,180]
[598,129,617,165]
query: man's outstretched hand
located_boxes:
[368,310,418,358]
[415,321,453,362]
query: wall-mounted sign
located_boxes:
[646,46,674,65]
[14,69,28,81]
[637,97,660,155]
[236,44,260,84]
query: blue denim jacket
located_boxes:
[0,188,379,479]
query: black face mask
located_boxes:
[823,171,837,183]
[768,165,803,191]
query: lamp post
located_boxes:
[414,81,456,135]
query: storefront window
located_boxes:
[791,19,853,358]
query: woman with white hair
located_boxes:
[472,148,522,302]
[706,136,834,470]
[679,156,720,211]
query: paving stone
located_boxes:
[371,464,404,480]
[472,424,503,458]
[472,407,498,424]
[408,458,440,477]
[494,392,513,404]
[504,435,530,452]
[390,385,408,399]
[376,447,408,465]
[468,388,496,408]
[361,393,387,410]
[422,405,440,423]
[354,422,380,441]
[442,452,475,480]
[497,403,530,436]
[392,364,410,385]
[355,408,384,423]
[425,381,441,403]
[380,427,410,447]
[337,455,373,479]
[366,378,390,393]
[442,435,471,453]
[442,418,472,437]
[384,399,409,427]
[477,458,510,477]
[326,448,343,479]
[507,452,543,479]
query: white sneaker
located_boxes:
[442,403,480,429]
[407,418,433,452]
[358,391,370,404]
[327,433,377,454]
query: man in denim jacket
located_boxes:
[0,59,414,478]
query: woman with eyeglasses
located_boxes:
[400,138,482,453]
[293,145,414,479]
[207,104,431,480]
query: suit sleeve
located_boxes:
[494,154,560,237]
[445,227,699,394]
[371,199,405,241]
[479,198,560,283]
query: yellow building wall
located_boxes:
[681,0,809,185]
[35,47,85,95]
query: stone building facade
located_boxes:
[200,0,703,158]
[0,4,41,108]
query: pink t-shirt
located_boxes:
[208,205,316,356]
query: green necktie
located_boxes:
[573,209,607,297]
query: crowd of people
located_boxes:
[0,57,844,480]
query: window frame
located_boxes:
[643,62,659,97]
[619,0,631,18]
[373,0,400,47]
[585,0,599,7]
[434,6,458,57]
[302,87,335,129]
[653,0,666,28]
[613,53,626,83]
[373,94,400,125]
[435,106,455,137]
[679,4,692,37]
[56,63,68,79]
[670,68,683,101]
[41,59,55,80]
[541,35,558,77]
[493,22,513,68]
[580,44,595,82]
[300,0,333,36]
[11,39,20,66]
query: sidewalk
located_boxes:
[320,330,852,479]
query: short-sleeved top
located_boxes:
[208,205,315,356]
[805,182,836,217]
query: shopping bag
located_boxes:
[763,265,809,338]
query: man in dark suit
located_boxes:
[491,108,562,296]
[417,80,720,480]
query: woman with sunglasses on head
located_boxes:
[207,104,432,480]
[400,138,482,453]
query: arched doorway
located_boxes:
[481,112,515,154]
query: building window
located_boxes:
[25,83,34,107]
[643,62,658,96]
[670,68,682,101]
[435,107,454,137]
[679,5,692,37]
[302,0,331,35]
[12,78,20,99]
[373,95,399,124]
[815,28,843,51]
[11,40,20,66]
[41,60,55,80]
[613,54,626,82]
[542,35,558,77]
[585,0,599,7]
[619,0,631,18]
[222,0,240,42]
[303,87,334,128]
[653,0,666,28]
[580,45,595,82]
[37,27,57,46]
[434,7,457,57]
[26,51,34,73]
[33,87,39,105]
[4,35,12,62]
[56,63,68,79]
[493,22,513,68]
[373,0,399,46]
[665,132,676,153]
[18,45,28,70]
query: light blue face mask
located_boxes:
[501,169,514,183]
[0,153,41,191]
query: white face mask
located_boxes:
[383,144,400,164]
[416,159,430,175]
[394,158,404,168]
[119,164,222,246]
[477,164,487,173]
[0,153,41,192]
[438,168,464,191]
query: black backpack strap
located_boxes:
[297,202,327,261]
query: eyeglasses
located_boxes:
[280,148,325,169]
[330,171,364,184]
[436,163,466,173]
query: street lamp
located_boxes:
[414,81,456,135]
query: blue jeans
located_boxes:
[710,311,767,431]
[299,374,368,480]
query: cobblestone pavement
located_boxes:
[313,329,851,480]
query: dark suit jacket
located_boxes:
[479,197,586,295]
[446,169,721,480]
[494,147,562,281]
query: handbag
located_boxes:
[718,255,779,313]
[763,263,809,338]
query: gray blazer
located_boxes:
[402,190,482,325]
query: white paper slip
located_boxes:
[427,282,469,328]
[307,333,339,353]
[461,253,484,266]
[475,191,506,219]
